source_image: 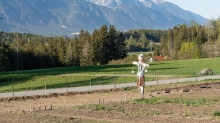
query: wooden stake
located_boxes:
[12,85,14,98]
[66,77,68,92]
[114,77,116,88]
[156,73,159,85]
[44,82,46,95]
[90,79,92,91]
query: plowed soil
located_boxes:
[1,82,220,123]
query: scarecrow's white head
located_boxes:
[138,54,144,61]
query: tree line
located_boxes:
[124,29,166,51]
[123,19,220,60]
[0,25,127,72]
[159,19,220,59]
[1,18,220,72]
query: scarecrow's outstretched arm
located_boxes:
[143,63,150,68]
[132,61,138,65]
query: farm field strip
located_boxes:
[1,81,220,122]
[0,57,220,93]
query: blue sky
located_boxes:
[164,0,220,19]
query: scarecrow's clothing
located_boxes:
[137,76,145,86]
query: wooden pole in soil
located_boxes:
[45,82,46,95]
[176,71,179,83]
[155,73,157,84]
[157,73,159,85]
[66,77,68,92]
[90,79,92,91]
[112,74,116,88]
[12,85,14,98]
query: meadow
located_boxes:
[0,57,219,92]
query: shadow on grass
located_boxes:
[51,76,119,89]
[8,76,119,92]
[0,75,36,87]
[0,64,131,86]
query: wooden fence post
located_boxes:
[12,85,14,98]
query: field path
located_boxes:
[1,75,220,98]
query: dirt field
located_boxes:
[1,82,220,123]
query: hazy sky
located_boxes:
[164,0,220,19]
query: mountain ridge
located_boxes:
[0,0,207,36]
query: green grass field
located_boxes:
[0,57,219,92]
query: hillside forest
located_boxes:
[0,19,220,72]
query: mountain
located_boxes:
[86,0,206,24]
[0,0,207,36]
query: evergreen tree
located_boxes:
[160,36,169,56]
[167,29,174,56]
[80,40,93,66]
[91,29,100,65]
[210,20,219,41]
[34,36,49,68]
[93,25,109,65]
[47,37,59,67]
[11,33,22,70]
[127,35,138,51]
[57,36,66,66]
[0,42,10,71]
[114,32,127,59]
[23,38,35,69]
[78,31,92,66]
[65,39,74,66]
[72,36,80,66]
[153,45,160,56]
[107,25,117,61]
[98,25,109,64]
[138,32,149,49]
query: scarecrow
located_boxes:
[132,54,149,98]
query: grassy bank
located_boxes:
[0,57,219,92]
